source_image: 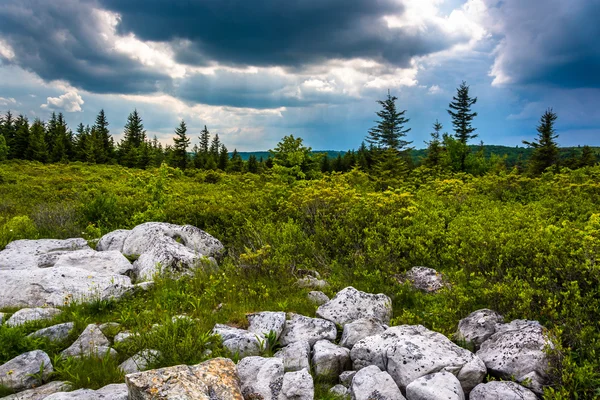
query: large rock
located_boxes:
[279,313,337,347]
[53,250,134,277]
[350,365,405,400]
[237,356,284,400]
[61,324,116,359]
[247,311,286,340]
[281,369,314,400]
[476,319,552,394]
[29,322,74,342]
[351,325,486,393]
[213,324,261,358]
[405,372,465,400]
[469,381,538,400]
[0,239,89,270]
[316,287,392,326]
[0,267,132,308]
[119,350,160,374]
[274,340,311,372]
[0,350,53,392]
[340,317,386,349]
[398,267,446,293]
[95,230,130,252]
[44,383,128,399]
[2,381,70,400]
[6,307,61,327]
[312,340,351,380]
[455,309,504,350]
[126,358,243,399]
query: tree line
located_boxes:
[0,81,597,177]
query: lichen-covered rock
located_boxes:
[351,365,405,400]
[455,309,504,350]
[329,384,349,398]
[6,307,61,327]
[213,324,261,358]
[28,322,74,342]
[316,287,392,326]
[469,381,538,400]
[476,320,552,394]
[237,356,284,400]
[280,369,314,400]
[340,317,386,349]
[339,371,356,387]
[398,266,447,293]
[405,372,465,400]
[126,358,243,399]
[247,311,286,340]
[307,291,329,305]
[0,350,53,392]
[45,383,128,399]
[312,340,351,380]
[2,381,70,400]
[274,340,311,372]
[279,313,337,347]
[296,276,329,289]
[119,350,160,374]
[95,230,130,252]
[0,267,132,308]
[351,325,486,393]
[114,331,134,343]
[53,250,134,277]
[61,324,116,359]
[0,238,89,270]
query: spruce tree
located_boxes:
[0,133,8,161]
[448,81,478,170]
[424,120,444,167]
[366,91,412,151]
[321,154,331,173]
[1,111,16,159]
[523,108,559,175]
[580,145,597,167]
[13,115,30,159]
[247,154,259,173]
[228,149,244,172]
[49,113,73,163]
[27,119,48,162]
[199,125,210,153]
[94,109,113,163]
[172,120,190,170]
[119,110,146,167]
[218,144,229,170]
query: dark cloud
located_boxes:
[98,0,464,68]
[0,0,169,94]
[488,0,600,88]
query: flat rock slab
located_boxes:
[455,309,504,350]
[126,357,243,399]
[53,250,134,277]
[6,307,61,327]
[351,365,405,400]
[44,383,128,399]
[0,239,89,270]
[316,286,392,326]
[29,322,74,342]
[405,372,465,400]
[279,313,337,347]
[469,381,538,400]
[2,381,71,400]
[0,350,53,392]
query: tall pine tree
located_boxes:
[27,119,48,162]
[93,109,113,163]
[523,108,559,175]
[171,120,190,170]
[448,81,477,171]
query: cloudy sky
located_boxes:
[0,0,598,151]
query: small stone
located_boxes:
[312,340,351,380]
[28,322,74,342]
[307,291,329,305]
[281,368,314,400]
[6,307,61,327]
[0,350,53,392]
[316,286,392,326]
[455,309,504,350]
[351,365,405,400]
[114,331,133,343]
[405,371,465,400]
[330,384,349,398]
[213,324,262,358]
[340,317,386,349]
[237,356,284,400]
[397,266,447,293]
[274,340,311,372]
[339,371,357,387]
[60,324,116,359]
[296,276,329,289]
[247,311,286,340]
[119,349,160,374]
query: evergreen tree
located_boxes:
[138,140,152,169]
[171,120,190,170]
[333,153,344,172]
[49,113,73,163]
[27,119,48,162]
[1,111,16,159]
[13,115,30,159]
[247,154,259,173]
[218,144,229,170]
[199,125,210,154]
[366,90,412,151]
[119,110,146,167]
[0,133,8,161]
[320,154,331,173]
[123,109,145,148]
[228,149,244,172]
[580,145,597,167]
[448,81,478,170]
[523,108,559,175]
[74,123,89,162]
[93,109,113,163]
[210,134,221,158]
[150,135,165,167]
[424,120,444,167]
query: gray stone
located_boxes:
[0,267,132,308]
[296,276,329,289]
[351,325,486,393]
[125,358,243,399]
[28,322,74,342]
[274,340,311,372]
[237,356,284,400]
[0,238,89,270]
[329,384,349,398]
[53,250,134,277]
[213,324,261,358]
[60,324,116,359]
[307,291,329,305]
[6,307,61,327]
[114,331,133,343]
[399,266,447,293]
[95,230,130,252]
[0,350,53,392]
[119,350,160,374]
[280,313,337,347]
[476,319,552,394]
[455,309,504,350]
[351,365,405,400]
[339,371,356,387]
[44,383,128,399]
[469,381,538,400]
[405,372,465,400]
[247,311,286,340]
[312,340,351,380]
[316,286,392,326]
[2,381,70,400]
[340,317,386,349]
[280,368,314,400]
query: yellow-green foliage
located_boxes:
[0,161,599,398]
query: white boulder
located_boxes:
[279,313,337,347]
[316,287,392,326]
